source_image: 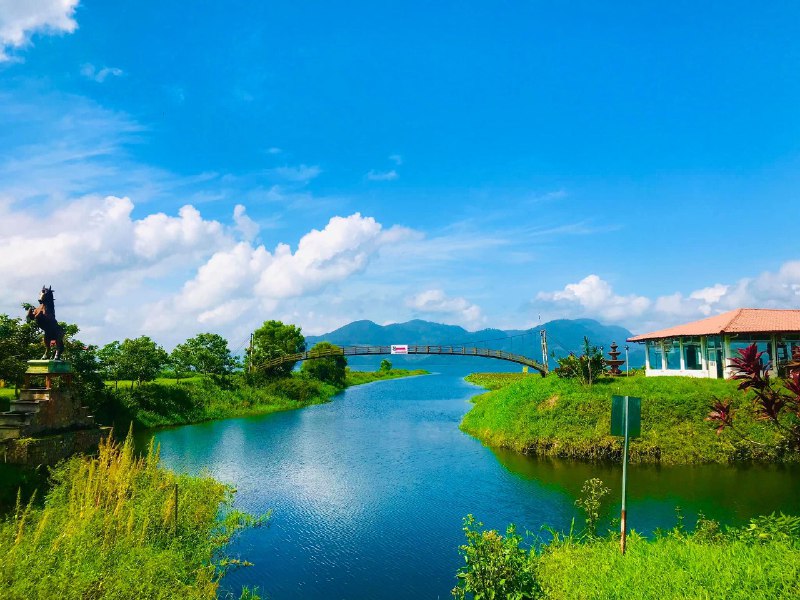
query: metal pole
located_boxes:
[625,345,630,377]
[540,329,549,375]
[620,395,629,555]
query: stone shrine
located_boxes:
[0,360,108,465]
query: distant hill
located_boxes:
[306,318,644,369]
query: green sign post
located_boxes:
[611,395,641,555]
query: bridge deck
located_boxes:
[257,345,548,375]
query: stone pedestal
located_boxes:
[0,361,109,465]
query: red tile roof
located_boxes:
[627,309,800,342]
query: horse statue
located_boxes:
[26,286,65,360]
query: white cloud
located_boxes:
[133,204,226,260]
[0,194,419,345]
[388,154,403,165]
[407,289,483,328]
[80,63,124,83]
[233,204,259,242]
[689,283,729,306]
[0,0,78,60]
[366,169,398,181]
[537,275,651,322]
[536,263,800,331]
[255,214,388,299]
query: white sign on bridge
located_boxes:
[391,344,409,355]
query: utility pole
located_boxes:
[248,332,254,374]
[540,329,549,375]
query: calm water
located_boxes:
[137,367,800,599]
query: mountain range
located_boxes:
[306,318,644,369]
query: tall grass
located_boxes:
[462,373,794,463]
[0,432,259,599]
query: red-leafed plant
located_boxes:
[707,343,800,449]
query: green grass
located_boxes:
[0,433,259,599]
[537,534,800,599]
[97,369,428,431]
[456,510,800,599]
[96,376,340,430]
[346,368,428,386]
[462,373,795,463]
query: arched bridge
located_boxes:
[257,345,548,375]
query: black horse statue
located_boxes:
[26,286,65,360]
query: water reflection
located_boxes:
[492,447,800,526]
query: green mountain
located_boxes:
[306,318,643,368]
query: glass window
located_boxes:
[776,338,800,375]
[665,339,681,370]
[729,339,772,368]
[647,341,663,370]
[684,342,702,370]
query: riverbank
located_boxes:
[461,373,797,464]
[455,511,800,599]
[95,368,428,431]
[0,433,260,600]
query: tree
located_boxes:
[98,341,124,388]
[379,359,392,373]
[302,342,347,387]
[118,336,168,387]
[60,323,105,405]
[168,343,194,383]
[0,314,40,393]
[247,320,306,378]
[171,333,239,380]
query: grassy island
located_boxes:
[461,373,797,464]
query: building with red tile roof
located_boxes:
[627,309,800,378]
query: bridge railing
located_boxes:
[253,344,548,375]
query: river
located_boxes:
[137,366,800,599]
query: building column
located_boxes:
[723,335,732,378]
[771,334,779,376]
[679,338,686,371]
[700,337,708,373]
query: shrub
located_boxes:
[554,337,605,385]
[452,514,543,599]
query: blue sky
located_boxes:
[1,1,799,347]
